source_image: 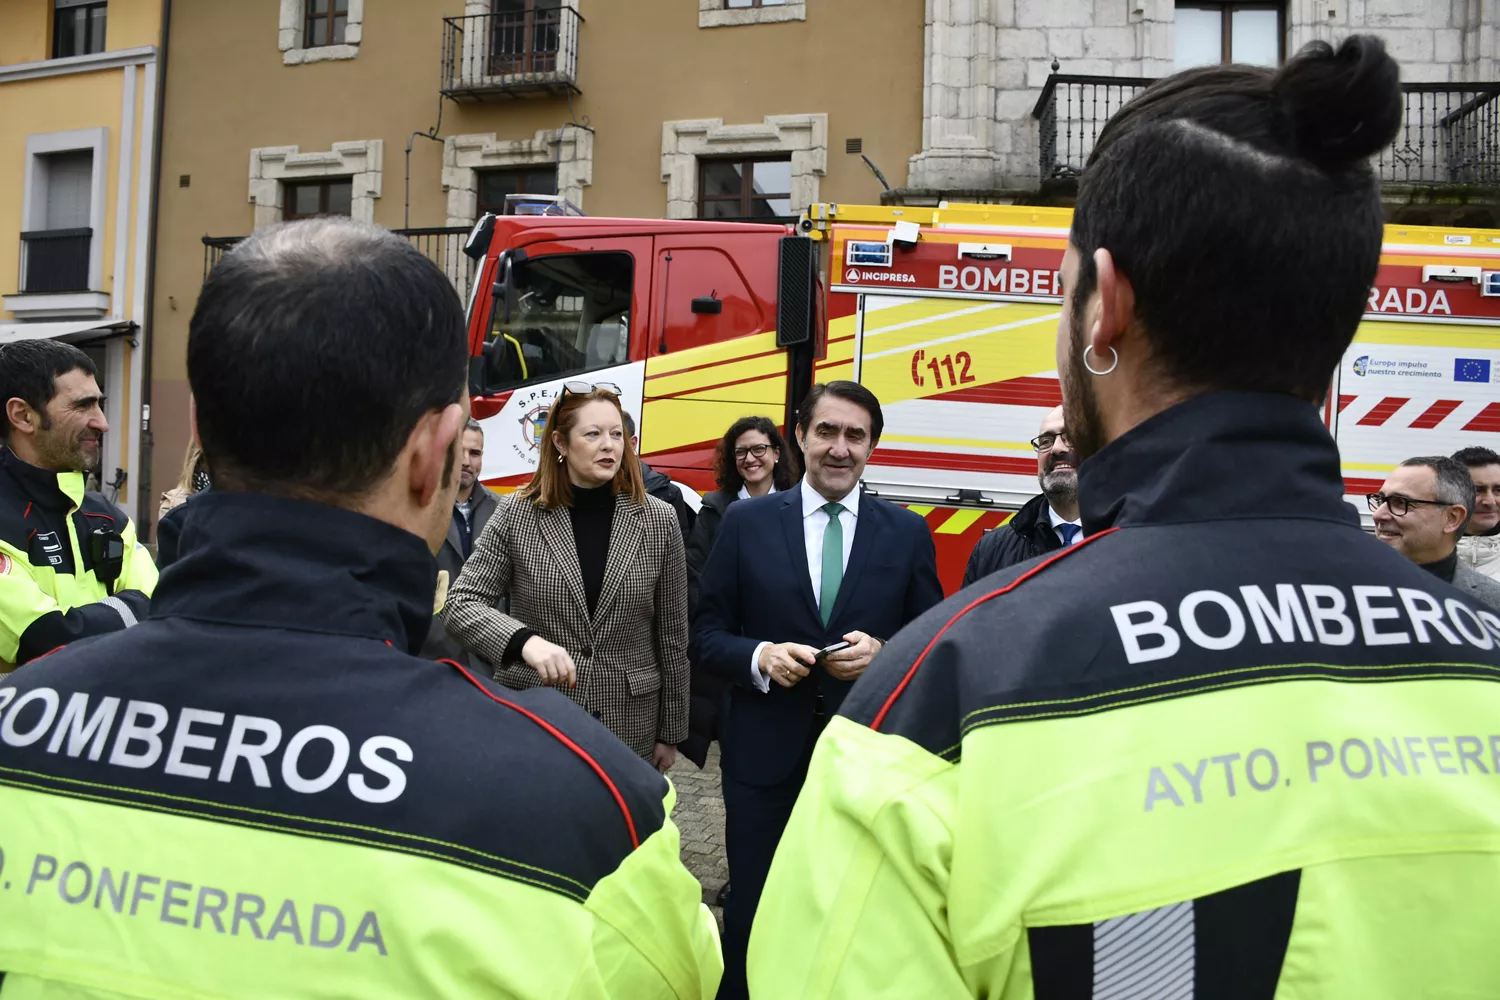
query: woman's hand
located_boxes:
[521,636,577,687]
[652,743,677,773]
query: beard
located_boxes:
[35,426,97,474]
[1039,466,1077,503]
[1060,304,1109,462]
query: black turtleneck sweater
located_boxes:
[1421,549,1459,584]
[569,482,616,616]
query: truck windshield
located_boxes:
[478,251,632,395]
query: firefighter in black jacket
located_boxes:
[0,340,156,669]
[963,404,1080,584]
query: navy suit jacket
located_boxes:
[690,485,943,786]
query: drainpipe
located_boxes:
[138,0,171,535]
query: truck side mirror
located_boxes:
[463,214,496,262]
[776,236,817,346]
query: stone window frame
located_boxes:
[442,128,593,226]
[278,0,364,65]
[661,114,826,221]
[698,0,806,29]
[248,140,382,230]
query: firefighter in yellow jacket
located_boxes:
[752,36,1500,998]
[0,339,156,670]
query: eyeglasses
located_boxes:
[1030,431,1071,453]
[561,380,623,398]
[735,444,772,460]
[1366,492,1450,517]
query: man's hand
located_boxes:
[652,742,677,773]
[521,635,577,687]
[822,631,882,682]
[758,642,819,688]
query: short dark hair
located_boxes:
[1070,35,1402,402]
[621,410,636,439]
[797,381,884,443]
[1401,455,1475,520]
[713,415,799,493]
[464,418,483,435]
[0,340,97,441]
[188,218,468,497]
[1453,446,1500,470]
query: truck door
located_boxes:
[472,235,652,491]
[641,232,786,488]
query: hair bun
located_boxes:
[1273,35,1402,168]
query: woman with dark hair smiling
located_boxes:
[445,382,690,770]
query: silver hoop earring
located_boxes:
[1083,345,1119,376]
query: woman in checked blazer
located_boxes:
[444,383,690,769]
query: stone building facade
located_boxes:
[901,0,1500,203]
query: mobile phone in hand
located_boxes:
[815,640,853,662]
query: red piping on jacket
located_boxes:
[443,659,642,849]
[870,527,1120,732]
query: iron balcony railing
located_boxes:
[203,226,481,302]
[20,228,92,293]
[1033,75,1500,188]
[440,6,582,101]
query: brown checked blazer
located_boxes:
[443,491,690,760]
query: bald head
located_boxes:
[188,217,468,498]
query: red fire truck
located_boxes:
[462,201,1500,593]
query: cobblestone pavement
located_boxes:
[668,744,728,917]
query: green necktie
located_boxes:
[819,501,845,626]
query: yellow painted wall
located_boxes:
[0,0,50,66]
[107,0,164,50]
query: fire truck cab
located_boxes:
[461,202,1500,593]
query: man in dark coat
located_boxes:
[963,404,1082,584]
[422,418,501,667]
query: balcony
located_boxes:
[203,226,481,303]
[1033,76,1500,190]
[2,228,110,320]
[21,228,92,293]
[440,6,582,102]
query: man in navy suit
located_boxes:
[692,380,943,1000]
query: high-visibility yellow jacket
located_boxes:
[0,449,156,669]
[0,491,720,998]
[751,394,1500,998]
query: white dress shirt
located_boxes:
[736,483,778,501]
[748,479,860,692]
[1048,504,1083,546]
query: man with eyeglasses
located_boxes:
[1370,456,1500,610]
[962,405,1080,585]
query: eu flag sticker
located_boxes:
[1455,358,1491,383]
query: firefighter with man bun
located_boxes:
[753,36,1500,997]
